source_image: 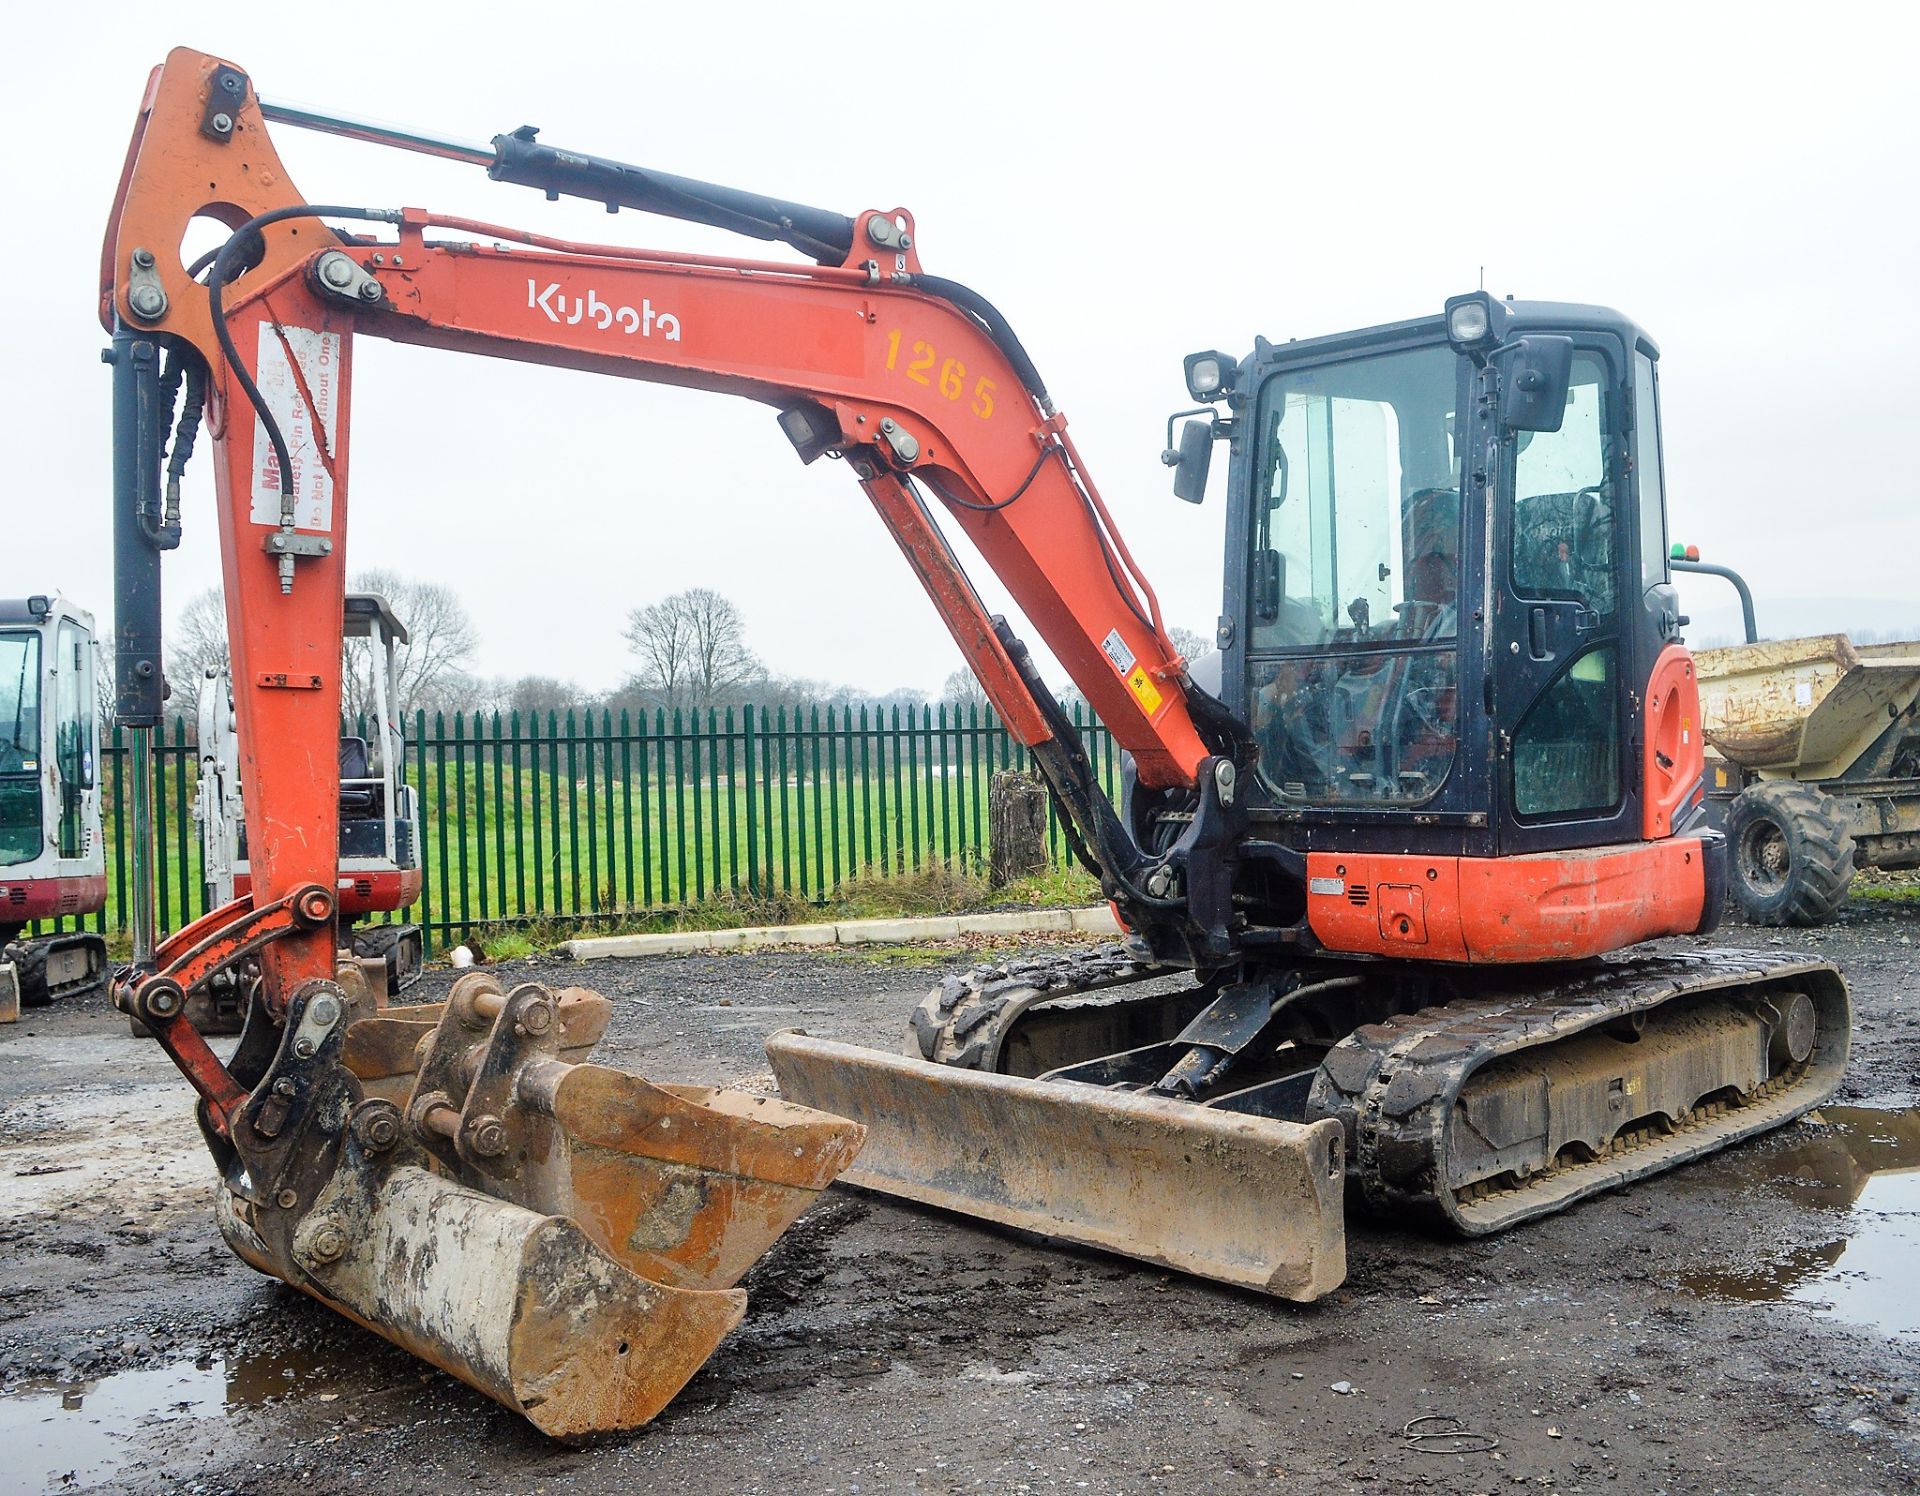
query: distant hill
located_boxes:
[1679,593,1920,650]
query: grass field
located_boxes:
[71,706,1121,953]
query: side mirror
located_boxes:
[1169,418,1214,504]
[1495,335,1574,432]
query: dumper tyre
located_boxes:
[1726,780,1855,926]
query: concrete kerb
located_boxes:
[562,905,1120,961]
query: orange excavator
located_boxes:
[102,48,1848,1435]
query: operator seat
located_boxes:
[338,736,376,815]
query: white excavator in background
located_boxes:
[0,595,108,1022]
[187,593,423,1032]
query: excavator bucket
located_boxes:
[230,974,864,1438]
[764,1031,1346,1301]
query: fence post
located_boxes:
[510,710,527,920]
[723,707,739,894]
[688,709,706,903]
[453,711,471,937]
[619,709,635,911]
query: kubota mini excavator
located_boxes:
[102,48,1848,1431]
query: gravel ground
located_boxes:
[1,902,1916,1495]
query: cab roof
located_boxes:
[1251,298,1658,369]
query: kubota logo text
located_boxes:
[528,280,682,340]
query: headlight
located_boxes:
[1183,350,1235,403]
[1447,300,1490,346]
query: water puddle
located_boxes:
[0,1342,368,1491]
[1680,1106,1920,1337]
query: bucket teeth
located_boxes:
[224,974,864,1436]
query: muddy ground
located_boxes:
[2,903,1917,1495]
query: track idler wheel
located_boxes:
[223,973,865,1437]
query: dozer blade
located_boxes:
[764,1029,1346,1301]
[219,974,864,1437]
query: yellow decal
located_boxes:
[883,329,995,418]
[1126,665,1163,715]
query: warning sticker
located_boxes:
[1126,665,1163,715]
[1100,628,1136,677]
[249,324,342,531]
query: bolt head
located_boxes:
[144,982,184,1018]
[468,1116,509,1158]
[211,112,234,134]
[293,1037,316,1059]
[130,247,156,269]
[308,1223,347,1263]
[276,1188,299,1209]
[360,1112,399,1150]
[129,286,167,318]
[308,994,341,1028]
[320,255,356,289]
[520,1001,555,1036]
[357,279,383,302]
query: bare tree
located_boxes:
[1167,625,1215,664]
[623,588,764,711]
[343,569,480,722]
[941,667,992,712]
[621,598,694,708]
[164,586,231,719]
[500,675,585,720]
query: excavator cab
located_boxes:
[0,596,108,1021]
[1204,294,1699,874]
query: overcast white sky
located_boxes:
[4,4,1915,696]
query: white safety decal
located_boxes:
[250,324,341,531]
[1100,629,1136,677]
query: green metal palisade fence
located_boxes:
[51,703,1120,952]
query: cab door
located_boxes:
[51,617,97,863]
[1490,340,1640,853]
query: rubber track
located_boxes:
[908,942,1168,1068]
[3,934,109,1007]
[1307,947,1851,1235]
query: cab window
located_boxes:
[1,630,42,866]
[1511,351,1616,617]
[1633,352,1668,596]
[54,621,91,858]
